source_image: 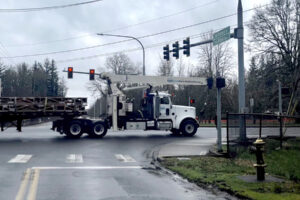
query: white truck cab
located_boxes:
[106,89,199,137]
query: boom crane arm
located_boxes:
[99,72,207,86]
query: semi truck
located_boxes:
[0,72,209,138]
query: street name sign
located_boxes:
[213,26,230,46]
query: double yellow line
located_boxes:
[15,168,40,200]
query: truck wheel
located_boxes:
[89,122,107,138]
[65,121,83,138]
[181,120,197,137]
[171,129,181,136]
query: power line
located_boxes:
[0,0,103,13]
[5,0,219,47]
[56,32,211,63]
[97,0,220,34]
[0,5,266,59]
[56,24,247,63]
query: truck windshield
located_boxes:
[160,97,169,105]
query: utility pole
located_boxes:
[237,0,246,141]
[213,45,223,152]
[216,82,222,151]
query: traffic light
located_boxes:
[216,77,226,88]
[163,45,170,61]
[89,69,95,80]
[207,77,213,89]
[190,99,195,104]
[172,41,179,59]
[68,67,73,79]
[183,37,190,57]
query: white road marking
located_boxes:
[31,166,142,170]
[66,154,83,163]
[8,155,32,163]
[115,154,136,162]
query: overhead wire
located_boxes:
[0,0,104,13]
[0,5,264,59]
[4,0,220,47]
[55,33,209,63]
[56,24,249,63]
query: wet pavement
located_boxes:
[0,123,235,200]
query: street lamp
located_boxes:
[97,33,146,75]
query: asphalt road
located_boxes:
[0,123,232,200]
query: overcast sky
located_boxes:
[0,0,270,106]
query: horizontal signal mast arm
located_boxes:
[63,70,207,86]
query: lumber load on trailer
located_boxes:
[0,97,87,113]
[0,97,88,132]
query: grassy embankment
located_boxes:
[162,138,300,200]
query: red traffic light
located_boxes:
[68,67,73,79]
[190,99,195,104]
[89,69,95,80]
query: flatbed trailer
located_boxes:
[0,97,88,132]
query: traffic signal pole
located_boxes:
[237,0,246,141]
[163,0,246,149]
[217,86,222,151]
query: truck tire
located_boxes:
[181,120,197,137]
[65,121,83,138]
[88,122,107,138]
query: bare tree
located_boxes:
[88,53,140,97]
[157,57,174,76]
[0,61,6,77]
[57,77,68,97]
[192,32,234,119]
[248,0,300,115]
[196,32,233,78]
[175,57,186,77]
[106,53,139,75]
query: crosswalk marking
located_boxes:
[8,154,137,164]
[66,154,83,163]
[115,154,136,162]
[8,154,32,163]
[32,166,141,170]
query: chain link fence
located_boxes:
[226,113,300,157]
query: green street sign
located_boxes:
[213,26,230,46]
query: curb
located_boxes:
[149,143,239,200]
